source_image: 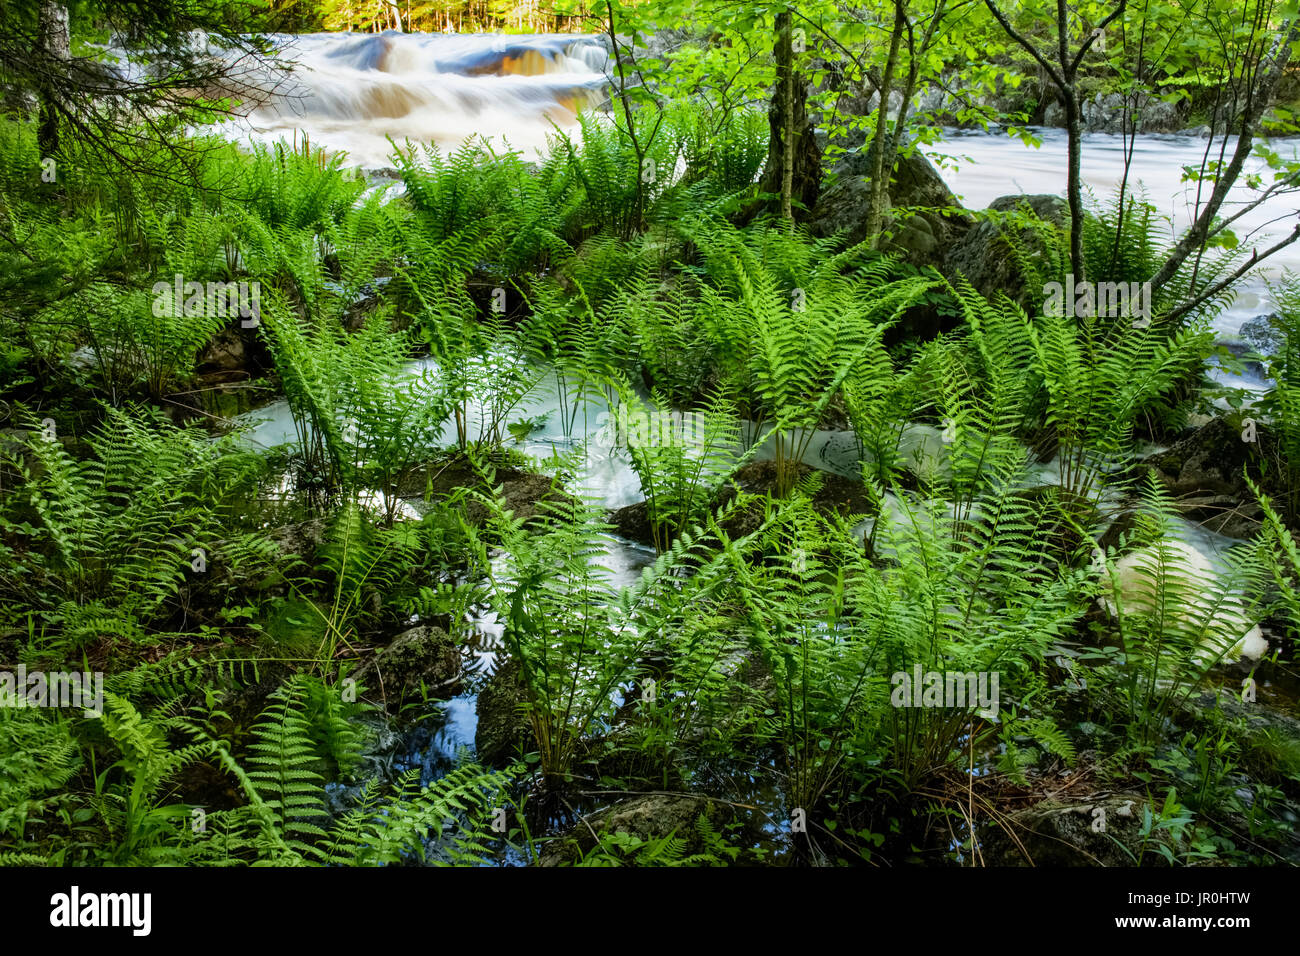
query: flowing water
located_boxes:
[935,128,1300,341]
[220,31,1300,346]
[219,31,610,166]
[220,33,1300,856]
[221,32,1299,342]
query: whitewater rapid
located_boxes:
[217,31,1298,342]
[219,31,610,165]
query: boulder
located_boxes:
[266,517,329,562]
[809,142,971,268]
[195,326,248,376]
[1217,340,1270,385]
[1145,416,1273,538]
[538,793,730,865]
[608,498,655,547]
[1238,313,1285,358]
[355,625,462,710]
[475,656,534,767]
[943,193,1067,309]
[980,793,1156,866]
[1080,91,1184,133]
[397,460,573,528]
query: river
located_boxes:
[217,30,1300,345]
[214,32,1300,855]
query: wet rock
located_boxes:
[981,793,1156,866]
[195,322,272,385]
[356,625,462,711]
[608,498,655,547]
[943,194,1067,309]
[196,326,248,376]
[488,472,570,526]
[339,277,393,332]
[1145,416,1273,537]
[475,656,534,768]
[1239,313,1285,358]
[398,460,572,528]
[608,457,880,550]
[1217,340,1270,384]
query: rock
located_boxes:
[1145,416,1273,537]
[1140,96,1183,132]
[397,460,573,528]
[538,793,730,865]
[1217,340,1270,384]
[608,498,655,547]
[1182,687,1300,746]
[943,194,1067,308]
[195,326,247,375]
[339,277,393,332]
[0,428,31,460]
[475,656,534,768]
[808,142,972,268]
[1239,313,1285,357]
[355,625,462,710]
[981,793,1156,866]
[193,323,273,395]
[266,517,329,562]
[1081,91,1177,132]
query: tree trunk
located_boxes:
[1056,0,1086,282]
[36,0,69,157]
[761,7,821,222]
[864,0,906,247]
[1062,87,1085,282]
[776,10,794,222]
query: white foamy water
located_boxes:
[212,33,1299,344]
[933,128,1300,337]
[218,31,610,166]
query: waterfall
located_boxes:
[220,32,610,168]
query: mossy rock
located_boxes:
[475,656,534,768]
[356,624,462,711]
